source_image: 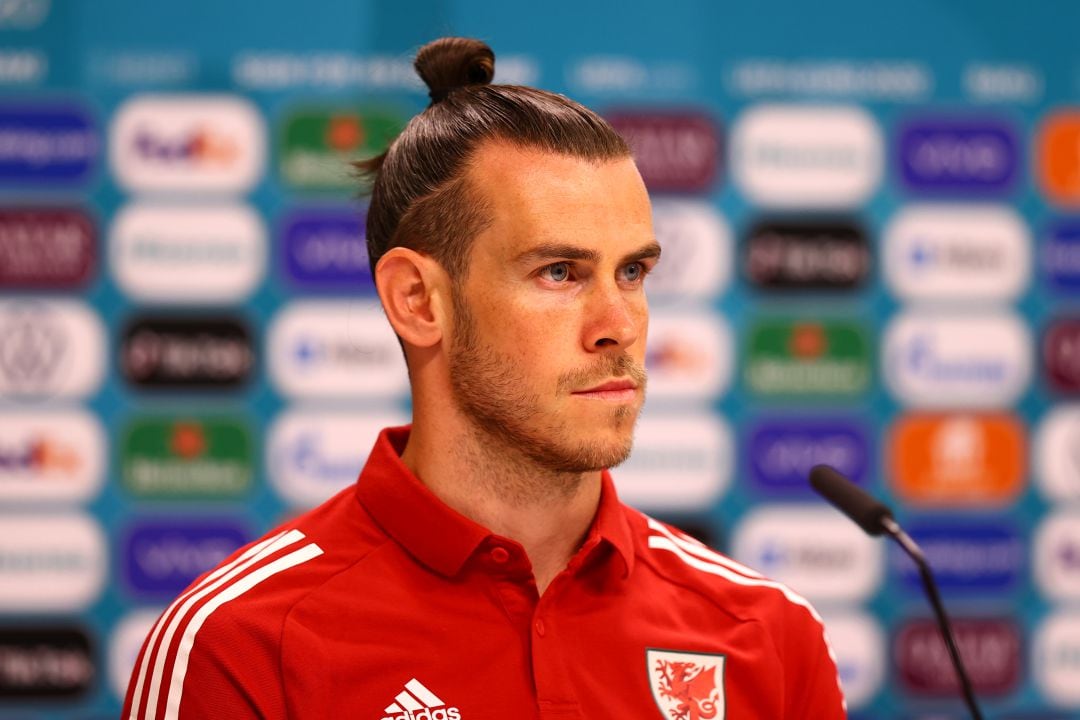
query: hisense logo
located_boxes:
[380,678,460,720]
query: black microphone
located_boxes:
[808,465,984,720]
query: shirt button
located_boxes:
[534,619,546,637]
[490,547,510,564]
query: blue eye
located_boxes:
[623,262,644,281]
[543,262,571,282]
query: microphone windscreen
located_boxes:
[809,464,893,537]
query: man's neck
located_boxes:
[401,419,602,595]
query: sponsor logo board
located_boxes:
[0,299,105,399]
[0,103,97,185]
[0,0,52,29]
[110,95,264,194]
[823,611,885,709]
[0,626,93,699]
[1044,220,1080,293]
[746,417,870,496]
[281,208,374,291]
[1035,406,1080,501]
[268,301,408,399]
[280,107,406,190]
[0,409,105,503]
[731,105,882,208]
[120,315,254,389]
[121,416,253,500]
[108,609,158,701]
[648,200,731,299]
[1034,510,1080,600]
[1037,111,1080,206]
[1045,319,1080,392]
[744,219,870,290]
[0,513,106,611]
[645,311,733,399]
[897,118,1018,194]
[731,506,882,602]
[895,617,1021,696]
[884,205,1030,302]
[883,311,1031,407]
[615,414,732,511]
[268,410,407,507]
[889,413,1025,506]
[122,518,249,597]
[605,111,720,192]
[1033,611,1080,706]
[893,520,1022,593]
[111,202,265,303]
[745,319,871,397]
[0,209,95,288]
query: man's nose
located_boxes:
[582,281,641,351]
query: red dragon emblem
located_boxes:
[647,649,726,720]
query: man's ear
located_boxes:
[375,247,451,349]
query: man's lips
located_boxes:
[572,379,639,400]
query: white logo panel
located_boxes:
[732,506,883,602]
[649,200,731,299]
[884,205,1030,302]
[108,608,160,700]
[883,311,1031,408]
[1034,510,1080,601]
[268,301,409,399]
[111,202,265,303]
[731,104,883,208]
[0,299,105,400]
[614,414,732,510]
[0,409,105,503]
[646,310,733,400]
[1035,406,1080,502]
[1034,612,1080,707]
[0,512,106,611]
[823,611,885,709]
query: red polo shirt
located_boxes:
[124,426,845,720]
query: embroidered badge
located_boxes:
[646,648,726,720]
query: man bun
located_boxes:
[414,37,495,104]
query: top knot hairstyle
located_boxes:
[357,37,630,279]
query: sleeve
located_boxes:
[780,601,848,719]
[121,603,288,720]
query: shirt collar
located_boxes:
[355,425,635,580]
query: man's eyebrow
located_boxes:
[623,241,662,264]
[514,241,662,265]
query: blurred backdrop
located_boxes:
[2,0,1080,717]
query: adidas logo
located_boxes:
[380,678,462,720]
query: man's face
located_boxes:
[447,141,658,473]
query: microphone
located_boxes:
[808,465,984,720]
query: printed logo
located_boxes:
[895,618,1021,696]
[0,103,97,185]
[893,520,1022,593]
[744,219,870,290]
[120,315,254,389]
[648,200,731,299]
[646,311,733,400]
[1033,611,1080,706]
[380,677,461,720]
[647,649,726,720]
[1043,220,1080,293]
[0,209,94,288]
[268,301,408,399]
[744,319,871,396]
[0,626,93,699]
[897,118,1018,193]
[0,410,105,503]
[111,202,265,303]
[731,105,882,208]
[822,612,885,709]
[110,95,264,193]
[0,513,106,611]
[0,299,105,399]
[267,410,407,507]
[1037,111,1080,206]
[884,205,1030,302]
[1035,406,1080,502]
[889,413,1025,506]
[281,208,374,292]
[1034,510,1080,600]
[108,609,158,701]
[883,311,1031,407]
[606,111,720,192]
[732,506,882,602]
[1045,319,1080,392]
[122,518,249,597]
[120,416,253,500]
[280,107,406,190]
[746,417,870,496]
[615,414,732,511]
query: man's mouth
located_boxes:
[571,379,639,401]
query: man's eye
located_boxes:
[541,262,571,282]
[622,262,645,282]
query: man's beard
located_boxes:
[447,293,646,476]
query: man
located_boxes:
[124,37,846,719]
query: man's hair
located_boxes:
[357,37,630,279]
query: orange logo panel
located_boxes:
[1038,112,1080,205]
[889,414,1025,505]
